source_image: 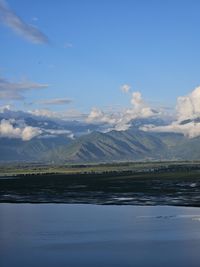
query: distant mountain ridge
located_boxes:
[0,112,200,163]
[44,129,167,163]
[43,128,192,163]
[1,127,198,163]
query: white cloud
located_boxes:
[29,108,86,121]
[142,86,200,138]
[87,90,158,131]
[29,109,57,118]
[43,129,74,139]
[176,86,200,121]
[0,119,41,140]
[130,91,155,117]
[131,91,142,106]
[141,121,200,139]
[121,84,131,93]
[0,117,76,141]
[39,98,72,106]
[87,108,117,125]
[22,126,41,141]
[0,0,49,44]
[0,76,48,100]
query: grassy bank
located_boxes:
[1,160,200,177]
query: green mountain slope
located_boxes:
[0,136,71,162]
[44,129,176,163]
[172,136,200,160]
[1,128,200,163]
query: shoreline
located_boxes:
[1,165,200,207]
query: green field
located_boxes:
[1,160,200,176]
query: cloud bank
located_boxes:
[1,80,200,139]
[0,0,49,44]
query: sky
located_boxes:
[1,0,200,138]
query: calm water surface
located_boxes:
[1,204,200,267]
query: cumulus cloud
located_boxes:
[87,108,117,125]
[0,117,76,141]
[121,84,131,93]
[142,87,200,138]
[87,89,158,131]
[130,91,156,117]
[176,86,200,121]
[131,91,142,106]
[0,119,41,140]
[39,98,72,106]
[115,108,156,132]
[0,76,48,100]
[0,0,49,44]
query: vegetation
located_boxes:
[1,161,200,207]
[1,160,200,177]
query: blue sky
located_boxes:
[1,0,200,114]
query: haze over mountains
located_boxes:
[1,85,200,163]
[0,106,200,163]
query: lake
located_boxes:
[1,204,200,267]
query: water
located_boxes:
[1,204,200,267]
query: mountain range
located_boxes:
[0,111,199,163]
